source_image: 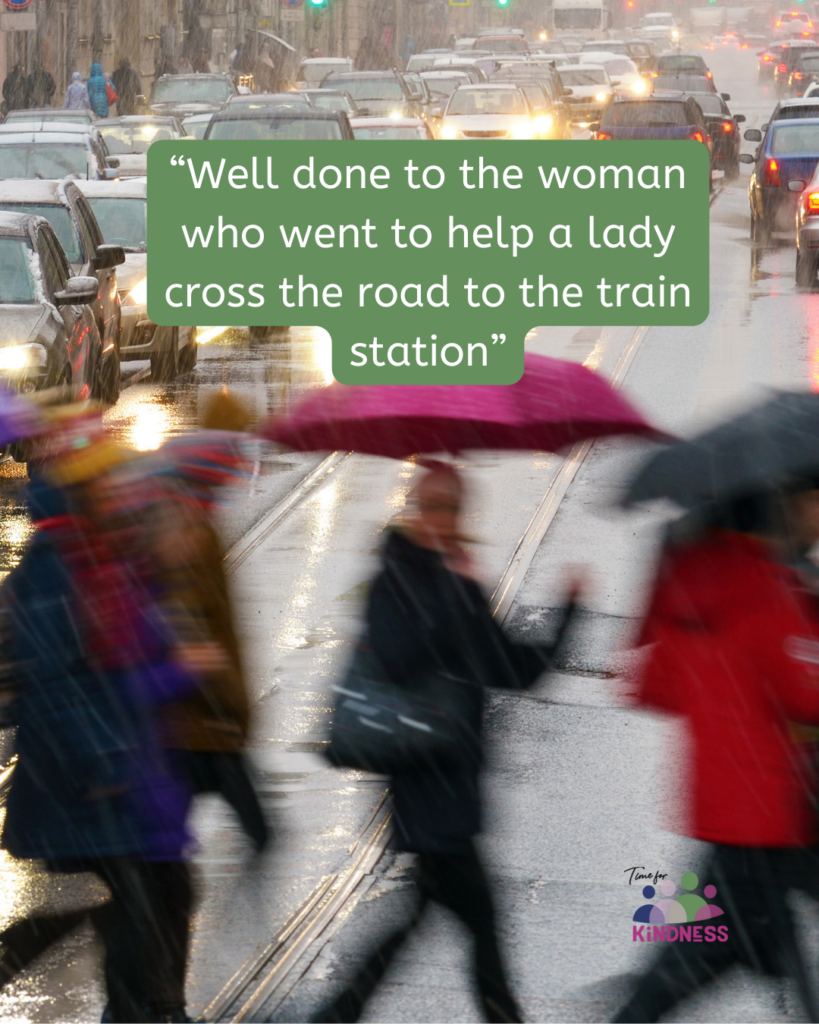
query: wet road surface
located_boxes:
[2,41,819,1024]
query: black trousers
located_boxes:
[174,749,269,853]
[314,839,523,1024]
[0,858,192,1023]
[614,845,819,1023]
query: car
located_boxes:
[489,64,573,136]
[758,41,789,80]
[652,73,718,94]
[789,50,819,94]
[742,117,819,244]
[0,120,108,146]
[94,115,185,178]
[476,35,530,54]
[406,53,451,73]
[708,32,746,49]
[581,39,654,67]
[224,92,312,111]
[558,63,613,125]
[75,178,197,381]
[294,56,354,89]
[762,95,819,128]
[400,71,435,118]
[203,107,354,140]
[301,89,358,115]
[180,113,213,139]
[0,131,117,181]
[773,40,819,92]
[349,117,435,140]
[3,107,97,126]
[805,81,819,97]
[578,53,646,92]
[687,92,746,178]
[795,158,819,284]
[439,83,545,140]
[317,71,423,118]
[430,56,491,81]
[650,53,711,76]
[591,94,712,154]
[0,180,126,401]
[148,73,237,119]
[0,211,103,405]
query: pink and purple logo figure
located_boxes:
[633,872,724,924]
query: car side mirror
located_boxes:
[54,275,98,307]
[721,92,731,100]
[105,156,120,168]
[762,122,769,131]
[588,121,601,133]
[563,87,574,95]
[430,105,443,118]
[103,168,120,180]
[738,152,755,163]
[744,127,762,141]
[735,113,746,122]
[788,178,807,190]
[92,244,125,270]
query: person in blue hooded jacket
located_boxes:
[86,62,110,117]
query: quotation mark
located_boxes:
[491,334,506,344]
[170,155,186,166]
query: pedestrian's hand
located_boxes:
[175,642,230,674]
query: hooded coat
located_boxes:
[367,528,569,853]
[637,530,819,848]
[86,62,109,117]
[63,72,90,111]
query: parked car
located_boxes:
[0,131,118,181]
[148,73,237,119]
[350,117,435,140]
[742,117,819,244]
[687,92,746,178]
[0,180,124,400]
[0,211,103,407]
[75,178,196,381]
[203,107,354,140]
[294,56,354,89]
[317,71,423,118]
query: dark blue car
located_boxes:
[743,117,819,245]
[592,93,712,143]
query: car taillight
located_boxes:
[763,54,773,60]
[706,71,713,78]
[795,71,804,79]
[806,191,819,212]
[765,157,781,186]
[596,131,612,139]
[778,62,788,72]
[690,130,706,143]
[722,121,733,132]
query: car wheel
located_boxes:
[179,326,198,374]
[751,208,771,247]
[150,326,179,382]
[796,248,817,288]
[99,348,121,404]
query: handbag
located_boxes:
[326,636,473,775]
[105,78,118,105]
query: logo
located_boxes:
[630,870,728,943]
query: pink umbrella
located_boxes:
[261,352,660,458]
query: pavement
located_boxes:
[1,40,819,1024]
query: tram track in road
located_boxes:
[199,322,655,1023]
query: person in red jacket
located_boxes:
[614,494,819,1023]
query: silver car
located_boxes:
[795,162,819,287]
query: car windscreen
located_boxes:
[86,197,147,252]
[0,238,36,303]
[300,63,350,83]
[182,118,211,139]
[771,122,819,153]
[153,78,233,103]
[602,58,638,75]
[657,56,705,71]
[353,126,428,139]
[0,143,89,179]
[654,75,713,91]
[583,42,628,53]
[796,57,819,70]
[406,56,439,71]
[604,100,688,126]
[324,78,403,101]
[446,89,526,114]
[480,38,528,52]
[560,68,608,86]
[0,203,81,263]
[98,122,176,154]
[554,9,601,29]
[309,93,353,111]
[693,94,725,115]
[421,75,467,97]
[208,117,343,140]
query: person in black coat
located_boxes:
[110,58,141,115]
[2,64,27,112]
[315,462,578,1024]
[25,62,56,108]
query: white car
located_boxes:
[295,57,354,89]
[558,63,614,123]
[577,52,646,92]
[439,83,546,139]
[0,131,117,181]
[75,178,197,382]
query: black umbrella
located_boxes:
[626,391,819,508]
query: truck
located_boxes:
[546,0,611,39]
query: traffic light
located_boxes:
[308,0,326,6]
[498,0,510,6]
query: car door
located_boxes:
[37,225,90,392]
[73,192,120,354]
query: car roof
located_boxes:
[0,211,38,236]
[210,107,344,120]
[181,113,213,122]
[96,115,179,125]
[0,179,69,203]
[770,115,819,124]
[778,96,819,106]
[302,88,352,94]
[155,73,232,82]
[227,92,310,102]
[327,71,399,78]
[73,178,146,199]
[0,132,91,144]
[350,117,426,127]
[421,70,471,77]
[562,63,609,71]
[614,91,687,101]
[456,82,523,90]
[0,121,95,134]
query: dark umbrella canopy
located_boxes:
[626,391,819,508]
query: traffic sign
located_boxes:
[2,0,34,8]
[449,0,471,6]
[281,0,304,7]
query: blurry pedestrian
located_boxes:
[151,392,268,853]
[25,61,55,107]
[155,55,178,79]
[613,494,819,1023]
[87,61,112,118]
[192,48,212,74]
[315,462,579,1024]
[177,57,193,75]
[111,57,142,115]
[63,70,90,110]
[2,64,27,112]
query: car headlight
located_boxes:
[440,124,458,140]
[0,344,46,372]
[534,114,553,135]
[595,91,609,102]
[123,277,147,306]
[388,109,403,119]
[631,78,647,94]
[511,120,535,139]
[671,28,680,38]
